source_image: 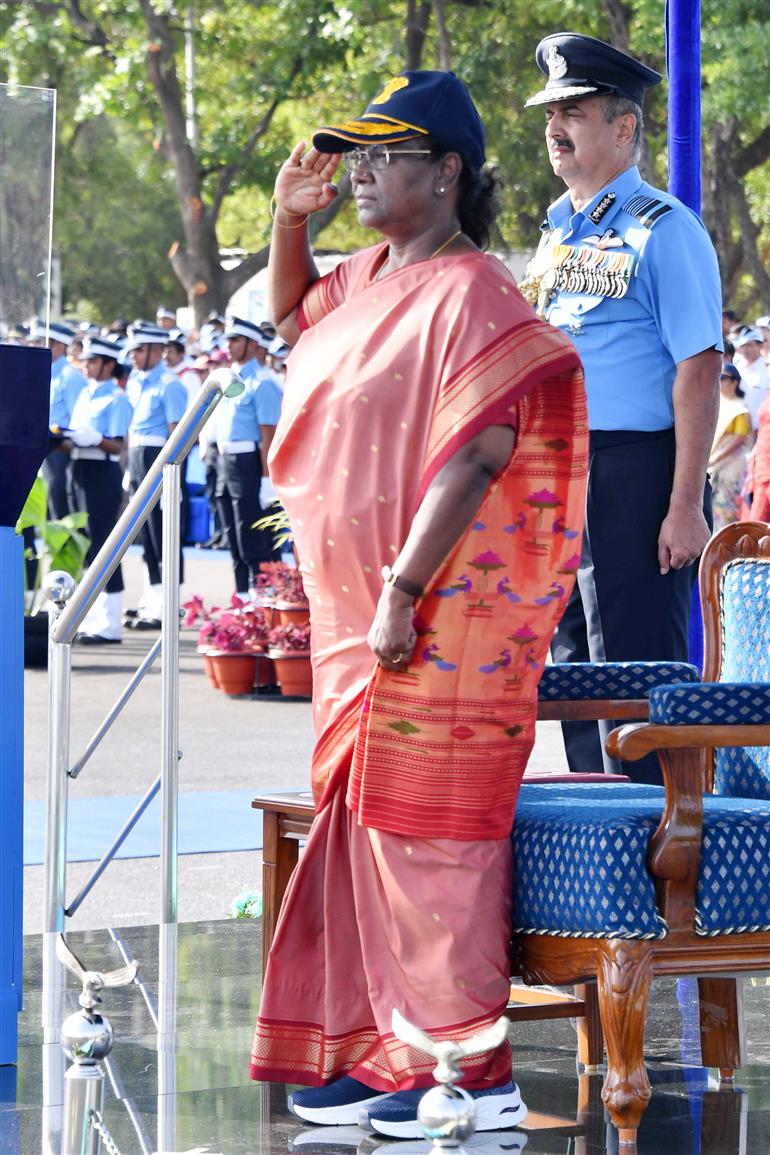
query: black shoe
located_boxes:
[129,617,162,631]
[122,608,139,622]
[76,634,122,646]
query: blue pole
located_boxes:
[0,529,24,1065]
[666,12,709,1144]
[666,0,706,672]
[665,0,702,213]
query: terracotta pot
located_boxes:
[274,601,310,628]
[259,600,277,629]
[268,650,312,697]
[209,651,258,696]
[255,653,275,688]
[201,650,220,689]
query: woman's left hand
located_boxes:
[368,587,417,670]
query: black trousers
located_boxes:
[203,444,224,538]
[70,459,124,593]
[551,429,711,785]
[216,450,279,593]
[128,445,185,588]
[42,450,72,519]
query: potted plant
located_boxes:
[267,622,312,697]
[16,475,91,667]
[183,594,272,695]
[256,561,309,627]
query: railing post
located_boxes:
[44,571,76,940]
[157,463,181,1155]
[42,572,75,1153]
[160,463,181,926]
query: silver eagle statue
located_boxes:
[56,932,138,1013]
[392,1009,512,1149]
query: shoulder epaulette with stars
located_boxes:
[622,193,673,229]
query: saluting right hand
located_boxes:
[273,142,341,221]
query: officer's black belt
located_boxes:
[589,427,675,451]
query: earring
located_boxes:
[436,187,446,196]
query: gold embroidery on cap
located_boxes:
[371,76,409,105]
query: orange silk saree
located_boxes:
[250,243,587,1089]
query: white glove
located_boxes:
[69,427,103,448]
[259,476,277,506]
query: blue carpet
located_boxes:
[23,790,264,865]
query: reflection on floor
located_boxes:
[3,919,770,1154]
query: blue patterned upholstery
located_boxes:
[511,783,770,939]
[721,560,770,682]
[537,661,699,701]
[698,796,770,933]
[513,784,666,940]
[649,682,770,726]
[713,560,770,798]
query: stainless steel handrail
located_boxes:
[53,369,243,645]
[68,637,162,780]
[44,368,243,945]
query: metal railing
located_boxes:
[43,369,243,1153]
[43,368,243,939]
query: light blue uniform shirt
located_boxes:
[49,355,87,428]
[543,166,722,431]
[217,358,283,445]
[69,379,133,440]
[127,362,187,437]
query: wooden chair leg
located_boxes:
[260,813,300,978]
[698,976,746,1079]
[575,982,604,1070]
[595,940,653,1148]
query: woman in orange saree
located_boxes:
[249,71,588,1141]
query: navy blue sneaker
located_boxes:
[288,1077,392,1125]
[366,1082,527,1139]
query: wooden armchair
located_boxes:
[252,656,701,1086]
[513,522,770,1149]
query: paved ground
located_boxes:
[23,546,569,934]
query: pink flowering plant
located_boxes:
[268,623,311,653]
[183,594,270,653]
[256,562,308,606]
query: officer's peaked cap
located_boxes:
[125,324,169,351]
[525,33,661,109]
[31,320,76,345]
[224,317,272,348]
[82,336,123,361]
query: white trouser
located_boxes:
[79,591,123,641]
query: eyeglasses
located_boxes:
[342,144,434,172]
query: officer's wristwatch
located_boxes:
[381,565,424,600]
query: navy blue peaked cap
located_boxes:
[313,71,485,169]
[525,32,661,108]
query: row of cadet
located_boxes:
[711,313,770,532]
[18,314,289,645]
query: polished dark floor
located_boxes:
[3,919,770,1154]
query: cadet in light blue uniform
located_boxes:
[32,321,87,519]
[64,337,133,642]
[523,33,722,782]
[217,317,283,593]
[126,324,188,626]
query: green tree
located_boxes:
[2,0,767,321]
